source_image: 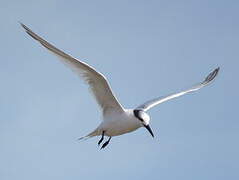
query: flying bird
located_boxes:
[21,23,219,149]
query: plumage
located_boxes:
[20,23,124,114]
[21,23,219,149]
[137,68,219,111]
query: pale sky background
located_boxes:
[0,0,238,179]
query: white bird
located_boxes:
[21,23,220,149]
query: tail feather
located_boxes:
[78,136,91,141]
[77,129,99,141]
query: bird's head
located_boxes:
[133,109,154,138]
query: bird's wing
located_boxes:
[137,67,219,111]
[21,23,124,114]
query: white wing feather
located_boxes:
[21,23,124,114]
[137,68,219,111]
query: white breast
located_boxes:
[99,109,142,137]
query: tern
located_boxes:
[21,23,219,149]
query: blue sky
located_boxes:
[0,0,238,179]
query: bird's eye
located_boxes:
[133,109,144,122]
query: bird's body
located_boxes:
[90,109,142,137]
[21,23,219,149]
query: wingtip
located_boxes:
[204,67,220,84]
[19,22,28,31]
[215,67,220,73]
[212,67,220,77]
[19,21,24,27]
[214,67,220,76]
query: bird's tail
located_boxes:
[78,128,99,141]
[78,136,91,141]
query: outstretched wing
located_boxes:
[137,68,219,111]
[21,23,124,114]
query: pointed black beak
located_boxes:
[144,125,154,138]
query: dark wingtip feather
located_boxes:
[19,23,40,41]
[19,22,28,31]
[204,67,220,85]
